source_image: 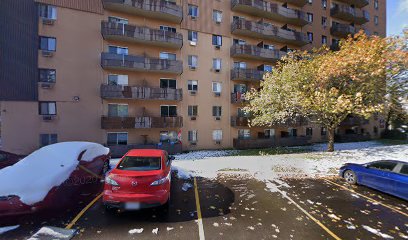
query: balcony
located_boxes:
[231,115,308,127]
[101,21,183,49]
[101,53,183,74]
[230,44,286,62]
[231,19,310,47]
[102,0,183,23]
[100,85,182,101]
[231,92,247,104]
[334,0,369,8]
[231,0,308,26]
[275,0,308,7]
[101,116,183,129]
[330,4,369,24]
[233,136,312,149]
[108,142,182,157]
[330,24,356,38]
[231,116,250,127]
[231,69,264,82]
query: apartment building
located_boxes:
[0,0,386,156]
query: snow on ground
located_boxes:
[362,225,394,239]
[0,142,109,205]
[174,150,239,160]
[0,225,19,235]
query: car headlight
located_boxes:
[105,176,119,186]
[151,171,171,186]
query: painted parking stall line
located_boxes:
[268,180,342,240]
[65,193,103,230]
[194,177,205,240]
[325,179,408,218]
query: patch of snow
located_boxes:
[166,227,174,231]
[172,166,194,180]
[328,214,341,221]
[28,227,68,239]
[0,142,109,205]
[362,225,394,239]
[152,228,159,234]
[129,228,143,234]
[0,225,19,235]
[213,223,219,227]
[181,183,193,192]
[174,150,238,160]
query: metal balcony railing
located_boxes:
[230,44,286,62]
[101,116,183,129]
[100,85,182,101]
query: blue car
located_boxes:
[339,160,408,201]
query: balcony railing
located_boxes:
[230,44,286,62]
[231,115,308,127]
[100,85,182,101]
[101,53,183,74]
[231,92,248,104]
[233,136,312,149]
[231,19,310,46]
[101,21,183,49]
[108,142,182,157]
[231,69,264,81]
[334,0,369,8]
[275,0,308,7]
[102,0,183,23]
[231,0,308,26]
[330,24,356,38]
[330,4,369,24]
[101,116,183,129]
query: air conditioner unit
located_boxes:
[42,115,56,121]
[190,116,197,120]
[42,50,54,57]
[214,92,221,97]
[215,117,221,121]
[191,16,197,20]
[189,66,196,70]
[189,41,197,46]
[215,69,221,73]
[189,91,197,95]
[215,45,221,50]
[40,82,55,89]
[42,18,55,25]
[215,141,221,144]
[215,20,222,24]
[190,142,197,146]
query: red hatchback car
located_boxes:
[103,149,174,211]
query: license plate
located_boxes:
[125,202,141,210]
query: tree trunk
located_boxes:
[327,127,335,152]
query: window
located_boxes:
[307,13,313,23]
[160,52,176,60]
[261,65,273,72]
[233,39,246,45]
[188,105,198,116]
[321,17,327,27]
[39,69,56,83]
[321,0,327,9]
[234,84,247,93]
[307,0,312,4]
[289,128,298,137]
[212,82,222,93]
[263,44,274,50]
[39,102,56,115]
[108,104,128,117]
[213,130,223,141]
[321,127,327,136]
[213,10,222,23]
[213,58,222,71]
[374,0,378,10]
[40,134,58,147]
[264,129,275,138]
[188,4,199,18]
[322,35,327,44]
[39,4,57,20]
[238,129,251,139]
[161,105,177,117]
[400,164,408,175]
[188,30,198,42]
[108,74,128,85]
[108,46,128,55]
[367,161,397,172]
[108,16,128,24]
[160,25,176,33]
[188,130,198,142]
[307,32,313,42]
[188,80,198,91]
[374,16,378,25]
[306,127,313,136]
[160,79,177,89]
[212,35,222,46]
[212,106,222,117]
[107,132,128,145]
[39,37,56,51]
[234,62,246,69]
[188,55,198,68]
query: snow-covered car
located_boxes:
[0,142,110,218]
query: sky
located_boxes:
[387,0,408,36]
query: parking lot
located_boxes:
[2,172,407,240]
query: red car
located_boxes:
[0,151,22,170]
[103,149,174,211]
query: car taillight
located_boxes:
[151,171,171,186]
[105,175,119,186]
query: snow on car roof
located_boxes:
[0,142,109,205]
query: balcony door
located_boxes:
[108,104,128,117]
[109,46,128,55]
[160,79,177,89]
[160,52,176,60]
[161,105,177,117]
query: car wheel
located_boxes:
[344,170,357,185]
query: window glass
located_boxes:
[188,106,198,116]
[306,127,313,136]
[238,129,250,139]
[160,25,176,33]
[188,5,199,17]
[40,134,58,147]
[108,104,128,117]
[212,35,222,46]
[212,82,222,93]
[212,106,222,117]
[39,102,56,115]
[188,80,198,91]
[213,58,221,70]
[108,16,128,24]
[160,79,177,89]
[188,31,198,42]
[399,165,408,175]
[118,156,161,171]
[188,130,198,142]
[188,55,198,67]
[213,130,222,141]
[39,69,56,83]
[160,52,176,60]
[213,10,222,23]
[39,5,57,19]
[40,37,56,51]
[368,161,397,171]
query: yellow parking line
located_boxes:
[193,177,206,240]
[325,179,408,218]
[65,193,103,230]
[78,165,103,179]
[269,181,342,240]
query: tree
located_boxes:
[245,31,408,152]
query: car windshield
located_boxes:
[117,156,161,171]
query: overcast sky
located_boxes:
[387,0,408,36]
